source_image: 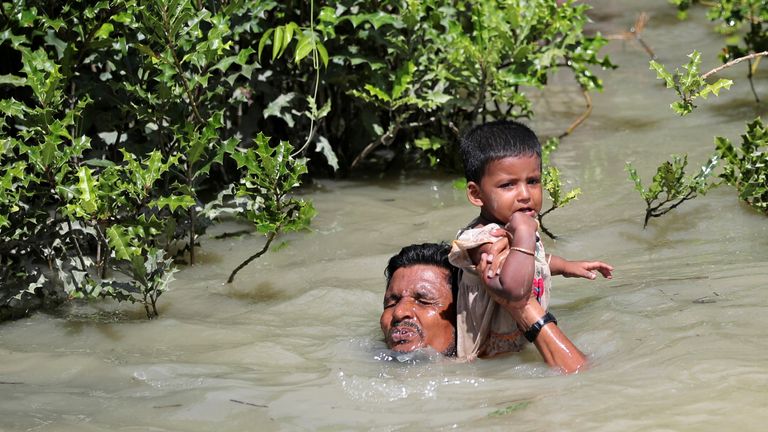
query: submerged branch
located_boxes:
[559,89,592,139]
[747,59,760,103]
[643,191,697,228]
[227,231,277,283]
[538,205,558,240]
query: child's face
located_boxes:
[467,155,542,224]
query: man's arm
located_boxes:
[515,299,587,374]
[478,247,588,374]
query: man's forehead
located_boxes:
[387,265,451,294]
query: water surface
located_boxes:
[2,1,768,430]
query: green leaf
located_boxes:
[83,158,115,168]
[282,22,297,56]
[626,163,646,196]
[363,84,390,103]
[698,78,733,98]
[263,93,296,127]
[316,42,328,67]
[0,98,28,117]
[0,74,26,86]
[649,60,675,89]
[294,34,313,63]
[94,22,114,40]
[258,28,274,61]
[107,226,139,261]
[75,167,98,215]
[272,26,284,60]
[392,61,415,100]
[151,194,196,212]
[488,402,531,417]
[314,135,338,171]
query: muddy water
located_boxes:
[2,1,768,431]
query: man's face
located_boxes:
[380,264,455,356]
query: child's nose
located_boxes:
[518,184,531,200]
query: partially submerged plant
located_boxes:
[649,50,733,116]
[224,134,315,284]
[716,118,768,214]
[539,138,581,239]
[626,154,720,228]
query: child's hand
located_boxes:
[560,260,614,280]
[504,212,538,236]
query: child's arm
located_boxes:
[479,212,538,310]
[548,254,613,280]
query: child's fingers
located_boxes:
[597,267,613,279]
[591,262,614,279]
[581,261,613,279]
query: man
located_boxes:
[380,242,588,374]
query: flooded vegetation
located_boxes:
[2,1,768,431]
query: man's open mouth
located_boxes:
[389,321,423,344]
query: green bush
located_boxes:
[630,1,768,224]
[0,0,613,319]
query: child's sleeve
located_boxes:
[448,223,504,270]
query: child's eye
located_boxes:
[528,177,540,185]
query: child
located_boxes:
[448,120,613,360]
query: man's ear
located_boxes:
[466,181,484,208]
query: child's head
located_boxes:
[459,120,542,183]
[459,120,543,224]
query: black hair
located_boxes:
[384,242,458,299]
[459,119,542,184]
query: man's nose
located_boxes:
[392,298,415,320]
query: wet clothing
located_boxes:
[448,223,551,361]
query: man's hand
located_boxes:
[468,229,509,271]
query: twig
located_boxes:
[747,59,760,103]
[350,124,400,169]
[605,13,655,59]
[539,222,557,240]
[291,0,321,158]
[349,116,436,169]
[701,51,768,80]
[159,5,204,125]
[66,220,89,271]
[537,205,558,240]
[230,399,268,408]
[643,190,696,228]
[558,89,592,139]
[227,231,277,283]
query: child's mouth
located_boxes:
[517,208,536,217]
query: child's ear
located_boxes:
[466,181,484,208]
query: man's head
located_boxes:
[380,243,458,356]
